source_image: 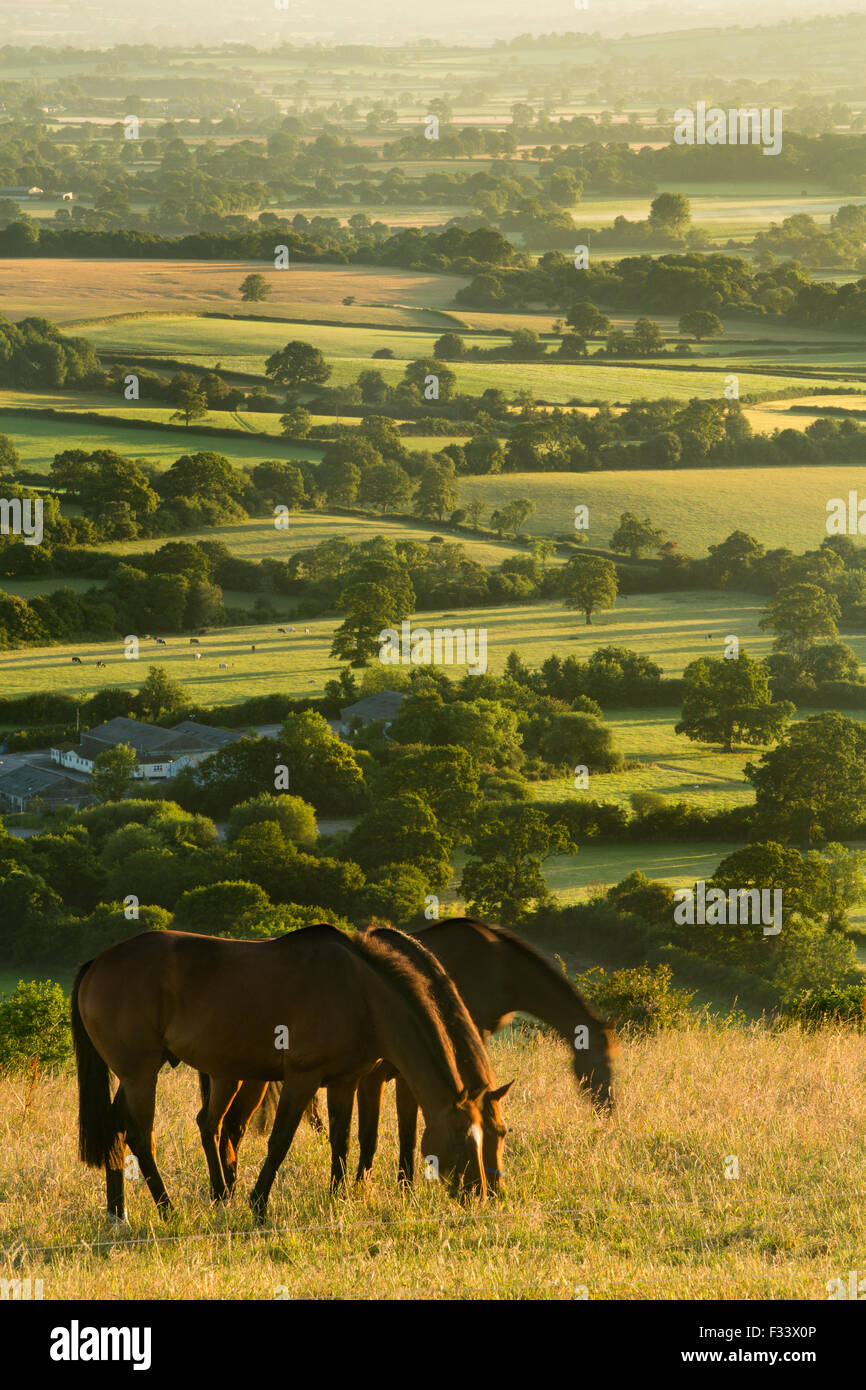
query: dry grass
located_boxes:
[0,259,466,329]
[2,1026,863,1299]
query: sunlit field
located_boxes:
[3,1027,863,1299]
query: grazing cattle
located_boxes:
[96,660,106,669]
[190,638,200,646]
[218,662,229,670]
[277,627,287,634]
[251,644,256,652]
[71,656,82,665]
[288,626,295,632]
[304,627,311,635]
[193,653,202,661]
[155,637,167,646]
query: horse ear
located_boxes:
[456,1086,469,1106]
[490,1080,514,1102]
[470,1086,488,1107]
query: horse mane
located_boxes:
[347,930,462,1084]
[434,916,610,1029]
[369,925,491,1081]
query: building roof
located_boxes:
[170,720,243,749]
[0,765,83,798]
[340,690,405,722]
[80,716,237,762]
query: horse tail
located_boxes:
[71,961,114,1168]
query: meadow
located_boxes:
[0,590,798,707]
[3,1026,864,1299]
[460,466,866,554]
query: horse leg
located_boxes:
[219,1080,269,1196]
[395,1075,419,1186]
[326,1077,357,1191]
[121,1067,173,1218]
[355,1065,387,1182]
[196,1075,240,1201]
[249,1074,319,1224]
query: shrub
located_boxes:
[0,979,72,1071]
[572,962,696,1032]
[780,983,866,1028]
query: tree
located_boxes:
[746,713,866,844]
[401,358,457,402]
[610,510,665,558]
[376,744,481,841]
[433,333,466,360]
[239,273,271,302]
[679,310,723,341]
[92,743,138,802]
[0,433,20,476]
[676,652,794,753]
[759,583,840,664]
[276,709,366,814]
[279,406,312,437]
[227,793,318,846]
[630,317,664,355]
[359,459,413,513]
[538,712,622,772]
[460,806,574,925]
[330,581,396,666]
[171,385,208,428]
[265,340,331,389]
[649,192,691,237]
[173,880,272,937]
[562,555,619,625]
[136,665,189,721]
[565,301,610,337]
[412,460,459,520]
[346,792,453,890]
[317,456,360,507]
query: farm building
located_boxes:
[339,690,405,735]
[50,716,242,781]
[0,764,93,813]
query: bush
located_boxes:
[780,983,866,1028]
[572,962,696,1032]
[0,979,72,1071]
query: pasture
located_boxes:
[3,1026,864,1298]
[0,590,796,707]
[0,260,469,329]
[460,466,866,555]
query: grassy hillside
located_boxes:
[4,1027,864,1298]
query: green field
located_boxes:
[460,465,866,555]
[4,589,863,707]
[74,313,862,404]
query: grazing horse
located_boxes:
[229,915,615,1182]
[415,917,617,1110]
[210,926,512,1197]
[189,639,200,646]
[71,926,486,1224]
[71,656,82,664]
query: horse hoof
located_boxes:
[107,1210,128,1226]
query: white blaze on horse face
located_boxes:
[470,1123,482,1150]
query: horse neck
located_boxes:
[504,948,599,1049]
[362,968,461,1117]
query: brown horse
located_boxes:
[220,915,615,1187]
[71,925,487,1224]
[415,917,617,1109]
[208,926,513,1197]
